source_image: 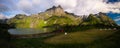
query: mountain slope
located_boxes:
[7,5,82,28]
[81,13,117,26]
[98,12,117,26]
[7,5,117,29]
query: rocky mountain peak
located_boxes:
[57,5,63,9]
[45,5,65,16]
[14,14,27,19]
[46,5,63,11]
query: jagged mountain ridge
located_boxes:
[45,5,65,16]
[81,12,117,26]
[7,5,117,28]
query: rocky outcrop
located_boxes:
[14,14,27,19]
[45,5,65,16]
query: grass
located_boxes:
[87,30,120,48]
[44,29,116,44]
[9,29,119,48]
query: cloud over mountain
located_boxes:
[0,14,6,19]
[114,16,120,21]
[17,0,54,14]
[0,0,120,17]
[54,0,120,15]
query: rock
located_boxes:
[45,5,65,16]
[65,32,67,35]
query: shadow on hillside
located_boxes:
[61,24,118,32]
[103,30,120,48]
[88,29,120,48]
[0,23,11,48]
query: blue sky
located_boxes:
[0,0,120,25]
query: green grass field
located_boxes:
[9,29,120,48]
[44,29,116,44]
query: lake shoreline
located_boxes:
[10,30,62,39]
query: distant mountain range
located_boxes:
[7,5,117,28]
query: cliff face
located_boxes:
[45,5,65,16]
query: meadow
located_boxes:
[9,29,119,48]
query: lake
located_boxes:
[8,28,53,35]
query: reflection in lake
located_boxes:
[8,28,53,35]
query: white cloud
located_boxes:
[0,14,6,19]
[53,0,120,15]
[13,0,120,15]
[114,16,120,21]
[17,0,35,14]
[17,0,54,14]
[53,0,77,13]
[54,0,77,9]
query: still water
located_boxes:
[8,28,53,35]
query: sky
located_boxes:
[0,0,120,25]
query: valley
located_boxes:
[0,5,120,48]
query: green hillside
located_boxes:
[7,6,117,31]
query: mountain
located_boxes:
[98,12,117,26]
[81,12,117,26]
[45,5,65,16]
[7,5,82,28]
[7,5,117,29]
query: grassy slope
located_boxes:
[10,29,119,48]
[88,30,120,48]
[44,29,117,48]
[44,29,115,44]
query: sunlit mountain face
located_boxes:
[0,0,120,25]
